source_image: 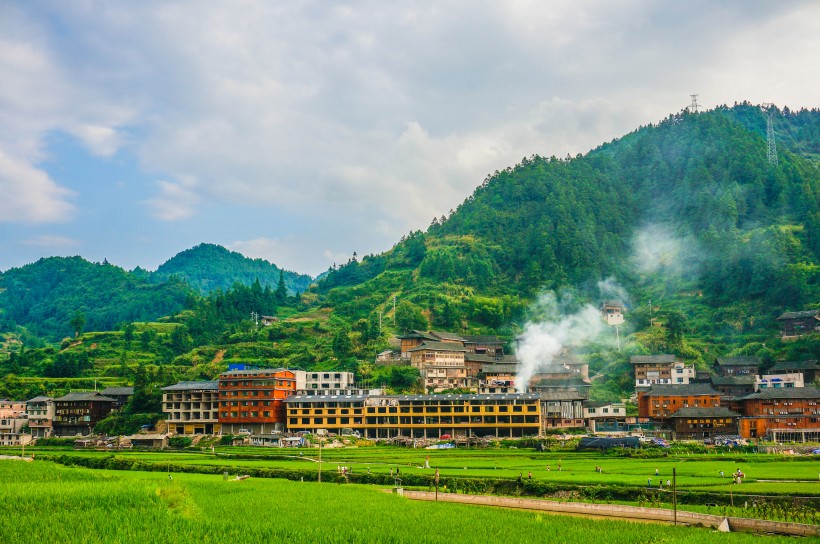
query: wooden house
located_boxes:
[776,310,820,338]
[52,392,116,436]
[637,384,722,419]
[669,407,740,440]
[713,357,760,377]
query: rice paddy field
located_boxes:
[0,459,811,544]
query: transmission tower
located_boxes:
[689,94,700,113]
[762,103,778,166]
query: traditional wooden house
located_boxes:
[731,386,820,441]
[637,384,722,420]
[668,407,740,440]
[539,389,585,429]
[101,386,134,408]
[713,357,760,377]
[710,375,757,397]
[776,310,820,338]
[462,335,505,359]
[397,331,438,358]
[52,392,116,436]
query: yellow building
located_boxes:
[162,381,222,435]
[285,393,542,439]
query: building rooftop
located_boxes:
[630,354,678,365]
[768,360,819,372]
[482,362,520,374]
[669,407,740,418]
[284,395,368,404]
[776,310,820,320]
[711,375,756,386]
[161,381,219,392]
[26,396,53,403]
[465,353,497,363]
[714,357,761,367]
[462,335,503,344]
[639,384,721,396]
[55,392,116,402]
[736,386,820,401]
[430,330,467,342]
[219,368,293,377]
[406,341,467,353]
[101,387,134,396]
[397,330,438,341]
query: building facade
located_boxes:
[52,392,115,436]
[218,368,295,434]
[713,357,761,377]
[637,385,722,420]
[26,396,54,438]
[732,387,820,440]
[631,355,695,387]
[162,381,221,435]
[285,393,543,439]
[669,407,740,440]
[0,399,28,446]
[776,310,820,338]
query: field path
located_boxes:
[398,490,818,537]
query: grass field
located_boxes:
[0,460,808,544]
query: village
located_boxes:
[2,304,819,449]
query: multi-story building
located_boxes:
[478,361,519,394]
[732,386,820,441]
[407,341,471,392]
[52,392,115,436]
[0,399,29,446]
[631,354,695,387]
[756,372,804,390]
[162,381,221,435]
[668,407,740,440]
[713,357,761,377]
[285,393,543,439]
[584,402,628,433]
[293,370,362,395]
[218,368,295,434]
[600,301,626,326]
[397,330,466,359]
[462,335,505,359]
[637,384,722,420]
[539,389,585,428]
[710,375,756,397]
[767,360,819,384]
[26,396,54,438]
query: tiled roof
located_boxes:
[630,354,677,364]
[406,341,467,353]
[715,357,761,367]
[711,375,756,386]
[776,310,820,320]
[640,384,720,396]
[397,330,438,341]
[463,335,503,344]
[220,368,292,377]
[161,381,219,391]
[669,407,740,418]
[26,396,53,403]
[465,353,496,363]
[101,387,134,396]
[55,392,116,402]
[768,360,819,372]
[430,331,467,342]
[736,386,820,401]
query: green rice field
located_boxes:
[0,460,809,543]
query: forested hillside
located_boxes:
[0,257,193,341]
[150,243,313,295]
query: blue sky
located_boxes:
[1,1,819,276]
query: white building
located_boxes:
[756,372,804,390]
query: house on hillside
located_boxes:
[600,301,626,326]
[101,386,134,408]
[630,354,695,387]
[767,360,819,384]
[776,310,820,338]
[52,392,116,436]
[713,357,761,377]
[710,375,757,397]
[462,335,505,359]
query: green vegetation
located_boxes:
[0,459,810,543]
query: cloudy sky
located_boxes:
[2,1,819,276]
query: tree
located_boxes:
[123,322,136,348]
[395,300,427,332]
[275,270,288,304]
[69,311,86,338]
[332,326,353,360]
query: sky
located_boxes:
[1,1,819,277]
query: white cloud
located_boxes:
[144,178,200,221]
[3,1,820,271]
[0,148,74,223]
[22,234,79,248]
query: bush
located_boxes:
[168,436,193,449]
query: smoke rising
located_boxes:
[631,223,701,278]
[514,291,608,392]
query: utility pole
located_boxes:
[689,94,700,113]
[673,468,677,525]
[393,296,397,324]
[762,103,778,166]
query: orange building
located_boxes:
[732,387,820,441]
[218,368,295,434]
[637,384,722,419]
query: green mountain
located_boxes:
[0,257,193,341]
[317,104,820,338]
[151,243,313,296]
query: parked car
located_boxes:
[237,429,252,436]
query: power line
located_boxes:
[689,94,700,113]
[762,103,778,166]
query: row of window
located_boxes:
[289,415,541,426]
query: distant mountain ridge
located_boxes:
[151,243,313,295]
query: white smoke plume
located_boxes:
[631,223,700,277]
[598,276,629,307]
[514,291,608,392]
